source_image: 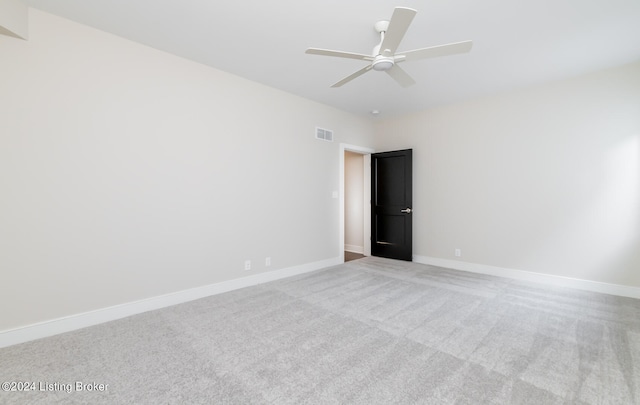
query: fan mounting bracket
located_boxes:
[374,20,389,34]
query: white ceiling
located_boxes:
[23,0,640,118]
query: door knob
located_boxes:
[401,208,412,213]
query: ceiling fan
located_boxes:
[305,7,473,88]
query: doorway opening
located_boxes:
[345,151,365,261]
[339,144,374,263]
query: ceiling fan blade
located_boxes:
[331,65,373,87]
[386,65,416,87]
[306,48,373,61]
[379,7,417,55]
[400,40,473,62]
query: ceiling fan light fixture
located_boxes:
[372,57,394,71]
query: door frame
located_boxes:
[339,143,375,262]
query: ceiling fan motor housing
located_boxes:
[372,56,394,71]
[371,42,394,71]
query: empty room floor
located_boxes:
[1,257,639,404]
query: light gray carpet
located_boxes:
[1,257,639,404]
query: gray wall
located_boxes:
[374,60,640,288]
[0,9,374,331]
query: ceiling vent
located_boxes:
[315,127,333,142]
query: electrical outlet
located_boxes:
[455,248,462,258]
[244,260,251,271]
[265,257,271,267]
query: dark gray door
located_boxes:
[371,149,413,261]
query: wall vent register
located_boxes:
[315,127,333,142]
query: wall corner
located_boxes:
[0,0,29,40]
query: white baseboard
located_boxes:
[0,256,341,349]
[344,244,364,254]
[413,255,640,299]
